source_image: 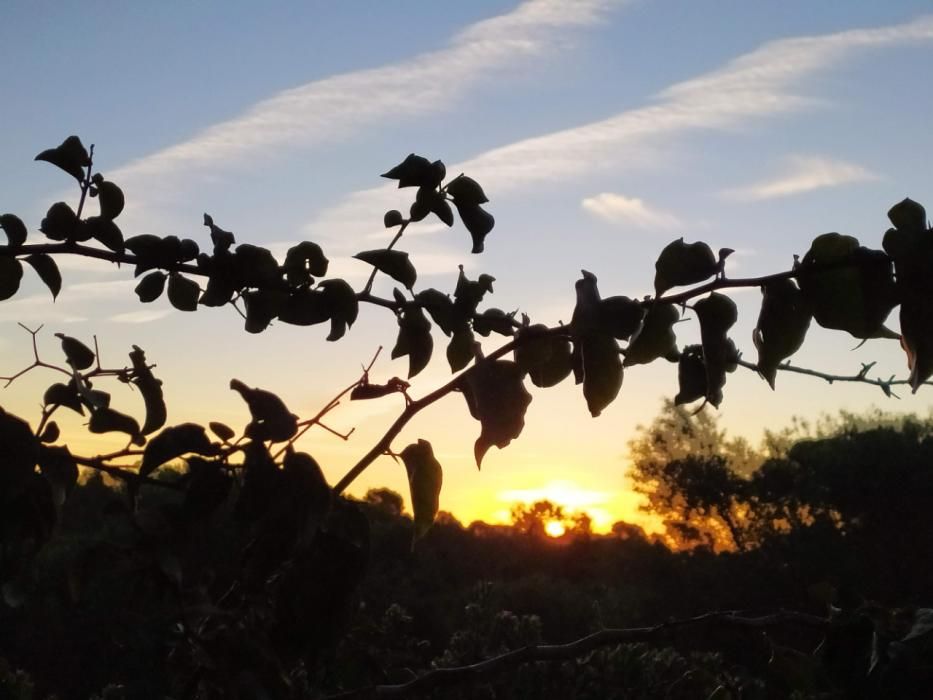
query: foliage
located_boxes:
[2,136,933,696]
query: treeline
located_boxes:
[2,408,933,698]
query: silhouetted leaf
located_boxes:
[799,233,897,339]
[472,308,515,337]
[183,457,232,519]
[455,202,494,254]
[278,289,330,326]
[883,199,933,391]
[447,326,474,372]
[675,344,707,405]
[453,267,495,317]
[209,421,235,442]
[0,407,39,492]
[571,270,602,334]
[446,176,489,206]
[0,213,27,248]
[0,257,24,301]
[462,358,531,469]
[654,239,718,296]
[84,216,124,253]
[392,305,433,378]
[129,345,166,435]
[753,279,811,389]
[319,279,359,341]
[198,272,236,307]
[242,289,287,333]
[695,292,738,408]
[203,213,235,251]
[140,423,214,477]
[88,407,142,443]
[23,254,62,300]
[167,273,200,312]
[416,288,456,335]
[381,154,437,188]
[600,296,645,341]
[354,249,417,290]
[284,241,329,287]
[37,444,77,506]
[124,233,163,274]
[43,382,84,415]
[38,421,59,443]
[39,202,79,242]
[233,244,280,288]
[401,439,443,545]
[384,209,404,228]
[513,324,573,388]
[135,271,166,303]
[96,179,125,220]
[282,446,330,530]
[624,303,679,366]
[574,333,623,417]
[230,379,298,442]
[55,333,95,370]
[35,136,89,182]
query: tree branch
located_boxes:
[736,358,930,398]
[326,610,828,699]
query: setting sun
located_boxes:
[544,520,566,538]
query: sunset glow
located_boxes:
[544,521,566,538]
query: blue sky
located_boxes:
[2,1,933,528]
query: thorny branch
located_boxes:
[326,609,829,699]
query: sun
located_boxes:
[544,520,566,538]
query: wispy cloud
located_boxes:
[109,310,172,324]
[108,0,621,207]
[721,155,880,200]
[582,193,682,229]
[306,15,933,243]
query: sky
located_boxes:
[2,0,933,532]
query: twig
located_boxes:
[325,610,828,699]
[363,220,410,295]
[736,358,930,398]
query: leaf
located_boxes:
[401,439,443,545]
[84,216,124,253]
[282,447,331,523]
[0,407,40,492]
[135,271,166,303]
[35,135,89,182]
[574,333,623,417]
[0,257,24,301]
[203,213,235,251]
[209,421,235,442]
[416,288,456,335]
[453,267,495,317]
[472,308,515,337]
[183,457,232,519]
[462,358,531,468]
[167,273,200,312]
[22,254,62,300]
[600,296,645,341]
[43,382,84,415]
[38,421,59,443]
[624,303,679,366]
[446,176,489,206]
[753,279,811,389]
[130,345,166,435]
[54,332,95,370]
[284,241,328,287]
[88,407,142,443]
[695,292,738,408]
[233,244,281,288]
[798,232,897,339]
[455,202,494,254]
[882,200,933,391]
[96,179,125,220]
[242,289,287,333]
[384,209,404,228]
[37,445,78,506]
[513,324,573,388]
[392,305,433,378]
[675,344,707,405]
[319,278,359,341]
[354,249,417,290]
[447,326,475,372]
[230,379,298,442]
[654,238,718,296]
[381,154,443,189]
[39,202,79,242]
[571,270,602,334]
[1,213,27,248]
[140,423,214,477]
[278,289,330,326]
